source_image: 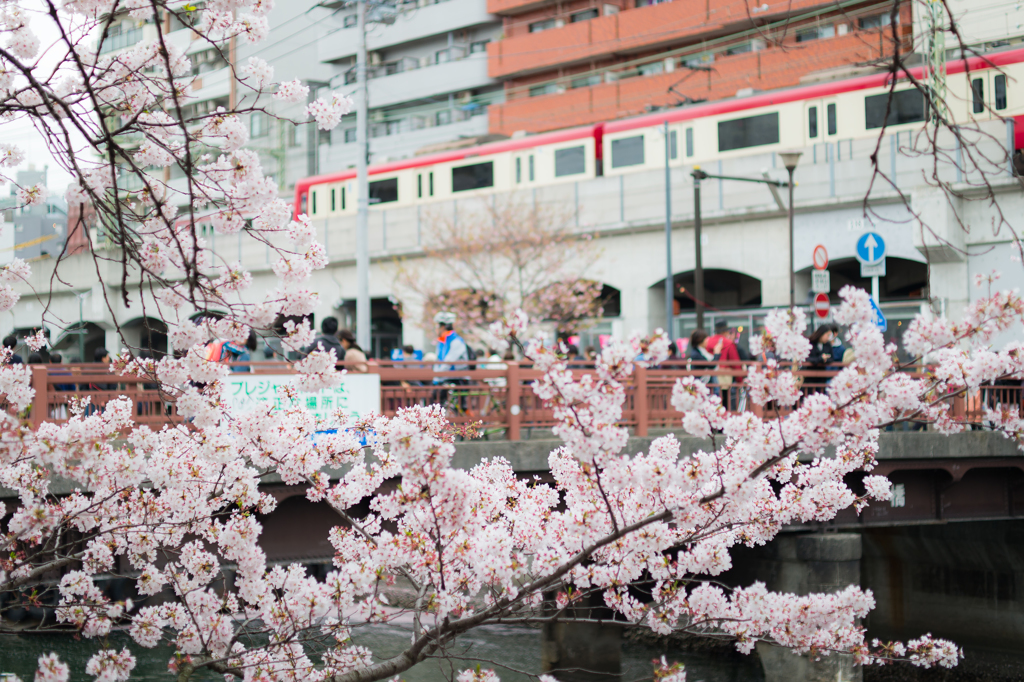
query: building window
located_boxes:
[864,90,926,129]
[611,135,645,168]
[344,128,357,143]
[796,25,835,42]
[529,18,556,32]
[369,178,399,204]
[717,112,779,152]
[827,103,837,135]
[571,9,599,22]
[516,157,522,183]
[287,123,300,147]
[436,109,452,126]
[250,112,268,138]
[470,40,490,53]
[995,74,1007,110]
[529,155,535,181]
[529,83,560,97]
[319,129,331,145]
[452,161,494,192]
[669,130,678,159]
[343,14,357,27]
[435,49,451,64]
[386,120,402,135]
[685,127,693,157]
[571,74,601,89]
[635,0,670,6]
[808,106,818,138]
[858,13,891,29]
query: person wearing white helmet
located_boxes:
[433,310,469,381]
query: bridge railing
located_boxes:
[19,361,1016,439]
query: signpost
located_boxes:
[869,296,888,332]
[812,244,829,270]
[855,231,886,302]
[814,292,830,318]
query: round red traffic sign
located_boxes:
[812,244,829,270]
[814,293,830,318]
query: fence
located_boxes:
[22,361,1016,439]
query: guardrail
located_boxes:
[20,362,1017,439]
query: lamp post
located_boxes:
[777,151,802,311]
[663,121,674,343]
[690,167,790,331]
[354,0,371,351]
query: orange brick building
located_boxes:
[486,0,912,135]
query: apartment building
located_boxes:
[312,0,504,172]
[485,0,915,135]
[94,0,502,199]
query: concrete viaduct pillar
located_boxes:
[757,533,863,682]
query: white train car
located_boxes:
[294,47,1024,218]
[601,47,1024,173]
[294,125,603,219]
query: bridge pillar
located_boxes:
[541,593,621,681]
[757,533,863,682]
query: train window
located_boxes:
[417,174,422,198]
[611,135,645,167]
[669,131,678,159]
[555,146,586,176]
[717,112,779,152]
[452,161,494,192]
[341,186,346,210]
[864,89,926,129]
[808,106,818,138]
[996,75,1007,110]
[529,155,535,181]
[972,78,984,114]
[685,128,693,157]
[827,103,837,135]
[515,158,522,183]
[369,178,398,204]
[429,172,434,196]
[312,190,317,215]
[331,188,336,212]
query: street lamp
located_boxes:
[777,151,802,311]
[690,166,790,331]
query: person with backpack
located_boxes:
[205,331,257,373]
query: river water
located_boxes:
[0,625,763,682]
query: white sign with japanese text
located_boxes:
[225,374,381,426]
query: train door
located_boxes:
[969,71,1009,120]
[804,99,840,147]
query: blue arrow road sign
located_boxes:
[869,297,887,332]
[856,232,886,264]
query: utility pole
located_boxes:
[663,121,674,343]
[355,0,371,351]
[692,170,704,331]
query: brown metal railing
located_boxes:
[20,362,1021,439]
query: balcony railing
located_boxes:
[21,362,1009,440]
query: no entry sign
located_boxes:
[814,292,830,318]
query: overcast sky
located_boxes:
[0,1,85,196]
